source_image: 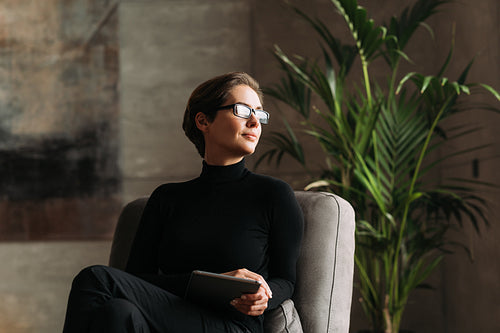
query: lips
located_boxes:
[242,133,258,141]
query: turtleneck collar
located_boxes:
[199,158,248,183]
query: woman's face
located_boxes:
[199,84,263,165]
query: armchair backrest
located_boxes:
[109,191,355,333]
[293,191,355,333]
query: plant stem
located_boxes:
[362,59,373,110]
[388,59,400,107]
[383,294,391,333]
[388,95,453,315]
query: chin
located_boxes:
[239,148,256,157]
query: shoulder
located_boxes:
[247,172,292,189]
[247,172,304,227]
[147,178,200,201]
[246,172,296,200]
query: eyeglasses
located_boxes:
[214,103,270,125]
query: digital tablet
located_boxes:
[185,270,261,306]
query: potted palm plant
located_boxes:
[256,0,499,332]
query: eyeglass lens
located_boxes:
[234,104,269,124]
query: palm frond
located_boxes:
[330,0,388,63]
[264,55,312,119]
[287,4,357,78]
[254,119,306,169]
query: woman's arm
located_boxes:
[266,182,304,310]
[226,181,304,315]
[125,186,191,296]
[125,186,164,274]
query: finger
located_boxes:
[231,302,267,316]
[240,293,267,304]
[242,271,272,299]
[238,271,272,299]
[223,269,273,299]
[252,280,272,299]
[240,308,266,316]
[231,298,267,308]
[231,293,268,312]
[243,303,267,316]
[231,298,264,307]
[260,281,273,299]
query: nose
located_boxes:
[246,112,260,128]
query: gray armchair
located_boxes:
[109,191,355,333]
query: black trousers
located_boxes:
[62,265,250,333]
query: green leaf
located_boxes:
[397,72,417,94]
[331,0,387,62]
[254,118,306,169]
[420,76,433,93]
[479,83,500,100]
[304,180,330,191]
[288,4,357,77]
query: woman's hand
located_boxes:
[222,268,272,316]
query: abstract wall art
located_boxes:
[0,0,121,240]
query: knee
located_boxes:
[101,298,140,316]
[71,265,109,290]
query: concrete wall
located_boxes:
[0,0,498,332]
[120,0,253,202]
[0,242,110,332]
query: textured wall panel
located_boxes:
[119,0,252,202]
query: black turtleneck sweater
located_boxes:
[125,159,304,332]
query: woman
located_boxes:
[63,72,304,333]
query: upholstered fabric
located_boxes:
[293,192,355,333]
[109,191,355,333]
[109,197,147,270]
[263,298,303,333]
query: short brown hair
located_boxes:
[182,72,263,157]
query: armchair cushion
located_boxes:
[109,197,147,270]
[264,298,303,333]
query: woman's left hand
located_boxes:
[230,287,269,316]
[223,268,270,316]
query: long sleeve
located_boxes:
[124,185,191,296]
[125,186,163,274]
[266,181,304,310]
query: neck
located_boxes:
[203,155,244,166]
[200,158,247,182]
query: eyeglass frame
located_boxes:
[213,103,270,124]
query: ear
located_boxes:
[195,112,210,133]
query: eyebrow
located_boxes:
[236,102,263,110]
